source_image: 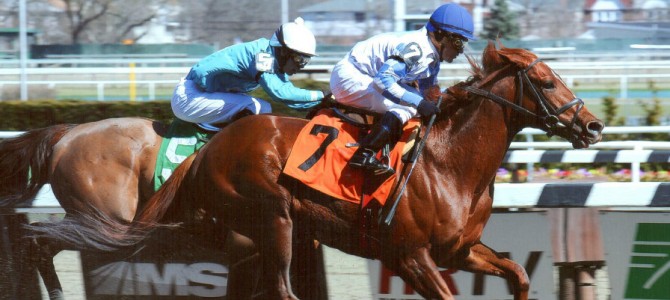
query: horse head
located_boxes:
[441,41,604,149]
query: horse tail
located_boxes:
[133,153,197,229]
[25,153,197,252]
[0,124,75,206]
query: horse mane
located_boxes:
[425,40,538,113]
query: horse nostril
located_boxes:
[587,120,605,135]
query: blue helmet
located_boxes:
[426,3,475,40]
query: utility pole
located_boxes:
[473,0,484,35]
[281,0,288,24]
[19,0,28,101]
[394,0,406,32]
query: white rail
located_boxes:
[2,58,669,101]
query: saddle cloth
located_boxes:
[283,109,420,207]
[154,119,213,191]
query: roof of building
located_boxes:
[0,28,40,36]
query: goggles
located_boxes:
[289,51,311,68]
[449,34,467,53]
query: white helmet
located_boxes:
[270,17,317,56]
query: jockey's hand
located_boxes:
[417,99,440,122]
[306,93,335,119]
[321,88,334,102]
[321,93,334,103]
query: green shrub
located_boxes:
[0,79,330,130]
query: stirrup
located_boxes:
[368,163,395,176]
[349,151,395,176]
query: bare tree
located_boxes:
[515,0,585,39]
[175,0,331,48]
[0,0,18,25]
[62,0,111,43]
[25,0,165,44]
[176,0,280,47]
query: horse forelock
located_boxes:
[497,47,538,71]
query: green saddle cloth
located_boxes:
[153,119,214,191]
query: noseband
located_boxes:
[463,59,584,138]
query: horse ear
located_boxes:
[482,41,503,71]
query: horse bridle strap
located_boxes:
[462,59,584,136]
[462,85,537,118]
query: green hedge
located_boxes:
[0,100,173,130]
[0,79,329,130]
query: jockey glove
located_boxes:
[417,99,441,120]
[321,92,334,102]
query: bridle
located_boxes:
[462,59,584,139]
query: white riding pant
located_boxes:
[171,78,272,125]
[330,59,417,123]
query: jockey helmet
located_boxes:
[426,3,475,41]
[270,17,317,57]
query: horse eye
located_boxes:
[542,80,555,90]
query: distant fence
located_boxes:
[1,57,670,101]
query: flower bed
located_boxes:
[495,167,670,183]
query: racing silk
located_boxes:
[346,28,439,107]
[186,38,322,110]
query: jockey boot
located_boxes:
[349,112,403,176]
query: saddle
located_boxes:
[154,110,256,191]
[153,119,215,191]
[283,104,421,208]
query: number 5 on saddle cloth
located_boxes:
[283,109,421,208]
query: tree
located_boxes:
[480,0,520,41]
[174,0,330,47]
[25,0,166,44]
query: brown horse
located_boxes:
[25,41,605,299]
[0,118,166,299]
[0,117,325,299]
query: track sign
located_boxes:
[367,212,554,299]
[80,229,229,299]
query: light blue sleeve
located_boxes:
[258,72,324,111]
[373,59,423,107]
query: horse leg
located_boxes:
[455,242,530,300]
[224,230,261,299]
[23,223,66,300]
[35,239,66,300]
[256,215,296,300]
[389,246,454,300]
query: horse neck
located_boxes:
[424,92,517,193]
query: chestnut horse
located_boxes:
[25,42,604,299]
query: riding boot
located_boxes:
[349,112,403,176]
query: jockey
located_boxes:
[329,3,475,176]
[172,17,325,130]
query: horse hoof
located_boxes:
[48,289,65,300]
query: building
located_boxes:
[298,0,392,45]
[0,28,39,59]
[584,0,670,40]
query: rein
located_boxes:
[463,59,584,138]
[381,95,443,227]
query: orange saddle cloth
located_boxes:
[283,109,420,207]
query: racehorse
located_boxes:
[0,118,325,298]
[21,41,604,299]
